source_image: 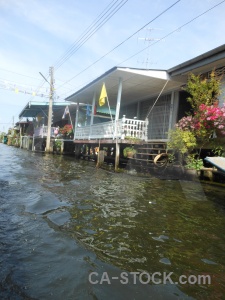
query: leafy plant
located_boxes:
[184,71,222,109]
[176,103,225,139]
[125,136,141,143]
[123,146,137,158]
[212,145,224,157]
[167,153,176,163]
[54,139,62,149]
[185,154,204,170]
[167,128,197,155]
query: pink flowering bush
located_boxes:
[177,103,225,138]
[176,115,195,131]
[59,124,73,136]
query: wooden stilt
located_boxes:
[115,140,120,171]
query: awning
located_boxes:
[65,67,186,107]
[19,101,86,119]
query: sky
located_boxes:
[0,0,225,132]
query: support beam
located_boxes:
[115,77,123,121]
[113,77,123,169]
[115,141,120,171]
[90,92,96,126]
[74,102,80,140]
[89,92,96,138]
[168,91,174,131]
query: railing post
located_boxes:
[145,119,149,141]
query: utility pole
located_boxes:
[46,66,54,152]
[40,67,54,153]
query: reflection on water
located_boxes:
[66,171,225,299]
[0,144,225,299]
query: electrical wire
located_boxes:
[54,0,128,70]
[0,67,40,80]
[56,0,181,90]
[15,0,127,104]
[56,0,225,95]
[119,0,225,66]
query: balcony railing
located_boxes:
[34,126,57,138]
[74,117,148,141]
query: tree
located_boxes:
[184,71,222,109]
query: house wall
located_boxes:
[120,93,174,140]
[219,78,225,105]
[176,90,192,121]
[170,91,179,128]
[120,103,138,119]
[144,94,171,140]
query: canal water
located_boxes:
[0,144,224,300]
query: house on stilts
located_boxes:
[65,44,225,170]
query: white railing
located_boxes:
[74,117,148,141]
[122,118,148,140]
[34,126,57,137]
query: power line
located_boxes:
[56,0,181,90]
[56,0,225,95]
[0,67,40,80]
[119,0,225,65]
[15,1,127,104]
[54,0,128,70]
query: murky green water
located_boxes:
[0,144,225,299]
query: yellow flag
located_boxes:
[99,83,107,106]
[15,88,19,93]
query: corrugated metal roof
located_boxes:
[65,45,225,107]
[97,106,116,115]
[65,67,179,107]
[19,101,86,118]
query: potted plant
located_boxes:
[54,139,62,153]
[185,154,203,170]
[123,146,137,158]
[167,128,197,162]
[184,154,204,179]
[124,136,142,143]
[59,124,73,139]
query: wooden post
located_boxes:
[97,150,105,167]
[115,141,120,171]
[74,102,79,140]
[32,134,35,151]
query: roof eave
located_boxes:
[168,44,225,76]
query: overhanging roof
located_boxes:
[19,101,85,119]
[168,44,225,76]
[65,45,225,107]
[18,100,115,121]
[65,67,184,107]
